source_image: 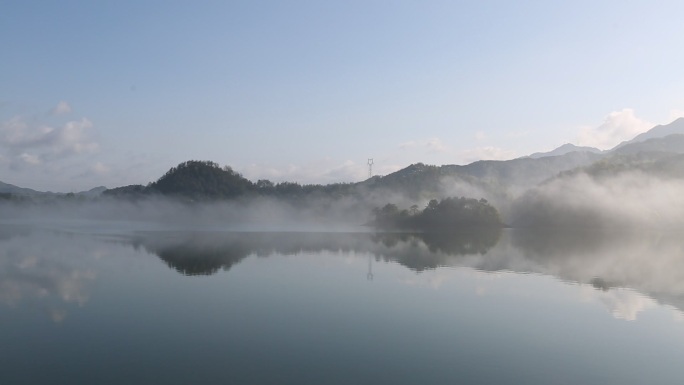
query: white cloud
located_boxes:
[1,116,49,146]
[458,146,517,164]
[396,135,520,168]
[399,136,517,166]
[577,109,653,150]
[507,130,531,138]
[321,160,366,181]
[242,159,375,184]
[0,116,98,159]
[51,101,72,115]
[425,138,448,152]
[18,153,41,165]
[399,137,449,153]
[0,111,103,191]
[91,162,109,175]
[58,118,98,155]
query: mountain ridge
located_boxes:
[614,117,684,149]
[3,117,684,199]
[527,143,603,159]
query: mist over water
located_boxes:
[3,149,684,384]
[130,228,684,316]
[4,224,682,317]
[510,171,684,228]
[0,196,376,232]
[5,148,684,232]
[4,148,683,385]
[2,225,684,384]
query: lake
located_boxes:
[2,223,684,384]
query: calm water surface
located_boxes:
[1,224,684,384]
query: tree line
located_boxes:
[371,197,503,230]
[103,160,356,201]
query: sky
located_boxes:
[2,0,684,192]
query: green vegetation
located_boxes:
[371,197,503,230]
[102,160,357,202]
[148,160,253,199]
[102,184,147,197]
[6,140,684,230]
[5,153,607,207]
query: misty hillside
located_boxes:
[568,151,684,179]
[9,118,684,202]
[359,163,489,200]
[612,134,684,155]
[131,129,682,204]
[357,151,604,205]
[0,181,106,199]
[510,150,684,228]
[78,186,107,197]
[103,160,358,204]
[615,117,684,148]
[0,181,49,197]
[5,117,684,229]
[442,151,603,187]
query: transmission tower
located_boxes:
[367,158,374,179]
[367,255,374,281]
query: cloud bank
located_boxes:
[0,102,104,190]
[577,109,653,150]
[510,170,684,228]
[51,101,72,115]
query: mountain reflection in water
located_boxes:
[3,224,684,384]
[3,225,684,317]
[126,228,684,316]
[133,230,502,276]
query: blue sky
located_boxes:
[2,1,684,191]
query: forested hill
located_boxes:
[370,197,503,230]
[103,160,357,200]
[105,160,254,199]
[8,117,684,203]
[101,152,601,202]
[149,161,253,199]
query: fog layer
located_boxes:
[510,171,684,228]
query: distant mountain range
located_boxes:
[527,143,604,159]
[616,117,684,148]
[3,117,684,209]
[0,181,47,197]
[364,117,684,200]
[526,117,684,159]
[0,181,106,199]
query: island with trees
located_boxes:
[370,197,503,231]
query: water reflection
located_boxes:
[132,229,501,275]
[2,225,684,384]
[134,232,255,276]
[128,228,684,317]
[0,226,98,322]
[3,224,684,320]
[133,232,373,275]
[508,229,684,316]
[371,230,501,270]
